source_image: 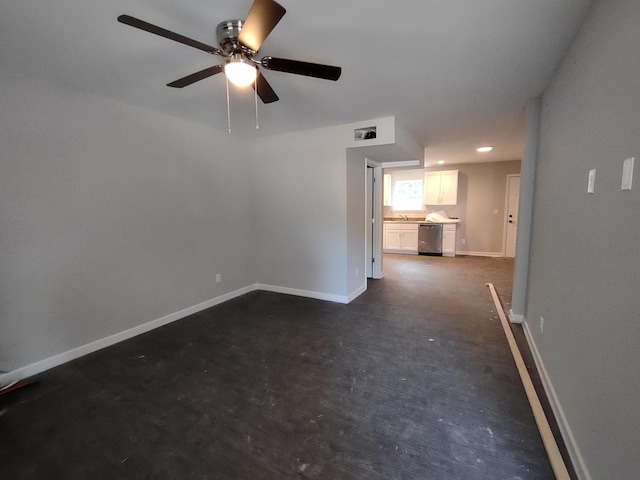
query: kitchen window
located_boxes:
[393,179,423,211]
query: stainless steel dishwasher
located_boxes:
[418,223,442,255]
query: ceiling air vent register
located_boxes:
[354,126,377,141]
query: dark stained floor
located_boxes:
[1,254,560,479]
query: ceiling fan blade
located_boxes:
[252,72,279,103]
[167,65,224,88]
[261,57,342,81]
[118,15,222,56]
[238,0,286,52]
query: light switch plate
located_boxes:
[622,157,634,190]
[588,169,596,193]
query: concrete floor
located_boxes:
[0,254,567,479]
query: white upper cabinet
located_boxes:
[424,170,458,205]
[424,172,442,205]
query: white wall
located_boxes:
[393,118,424,165]
[1,83,414,373]
[250,125,350,300]
[526,0,640,478]
[250,117,415,302]
[0,71,253,371]
[346,150,367,297]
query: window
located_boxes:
[393,179,423,211]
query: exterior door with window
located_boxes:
[505,175,520,257]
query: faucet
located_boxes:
[399,214,408,221]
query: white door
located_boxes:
[505,175,520,257]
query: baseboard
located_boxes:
[382,250,503,258]
[347,283,367,303]
[455,250,504,257]
[0,285,257,387]
[522,320,592,480]
[509,309,524,324]
[255,283,350,304]
[1,282,363,387]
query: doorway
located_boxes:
[504,174,520,257]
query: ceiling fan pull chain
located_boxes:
[226,76,232,134]
[254,80,259,129]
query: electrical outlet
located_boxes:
[216,274,222,283]
[461,238,466,244]
[540,316,544,334]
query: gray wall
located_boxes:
[0,71,253,371]
[447,161,521,255]
[386,161,521,255]
[527,0,640,478]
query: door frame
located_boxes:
[366,159,384,278]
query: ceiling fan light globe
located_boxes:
[225,60,257,87]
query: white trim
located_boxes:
[380,160,420,168]
[366,158,382,168]
[366,165,373,278]
[347,282,367,303]
[383,249,419,255]
[523,320,593,480]
[0,282,360,386]
[0,282,367,387]
[255,283,350,304]
[382,250,505,258]
[0,285,256,386]
[509,309,524,324]
[455,250,503,257]
[371,165,384,279]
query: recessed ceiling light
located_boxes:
[438,160,445,165]
[477,146,493,153]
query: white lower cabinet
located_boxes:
[383,223,419,253]
[442,224,456,257]
[384,222,456,256]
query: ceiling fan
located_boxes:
[117,0,342,104]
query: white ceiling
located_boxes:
[1,0,593,165]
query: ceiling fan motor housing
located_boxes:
[216,20,245,55]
